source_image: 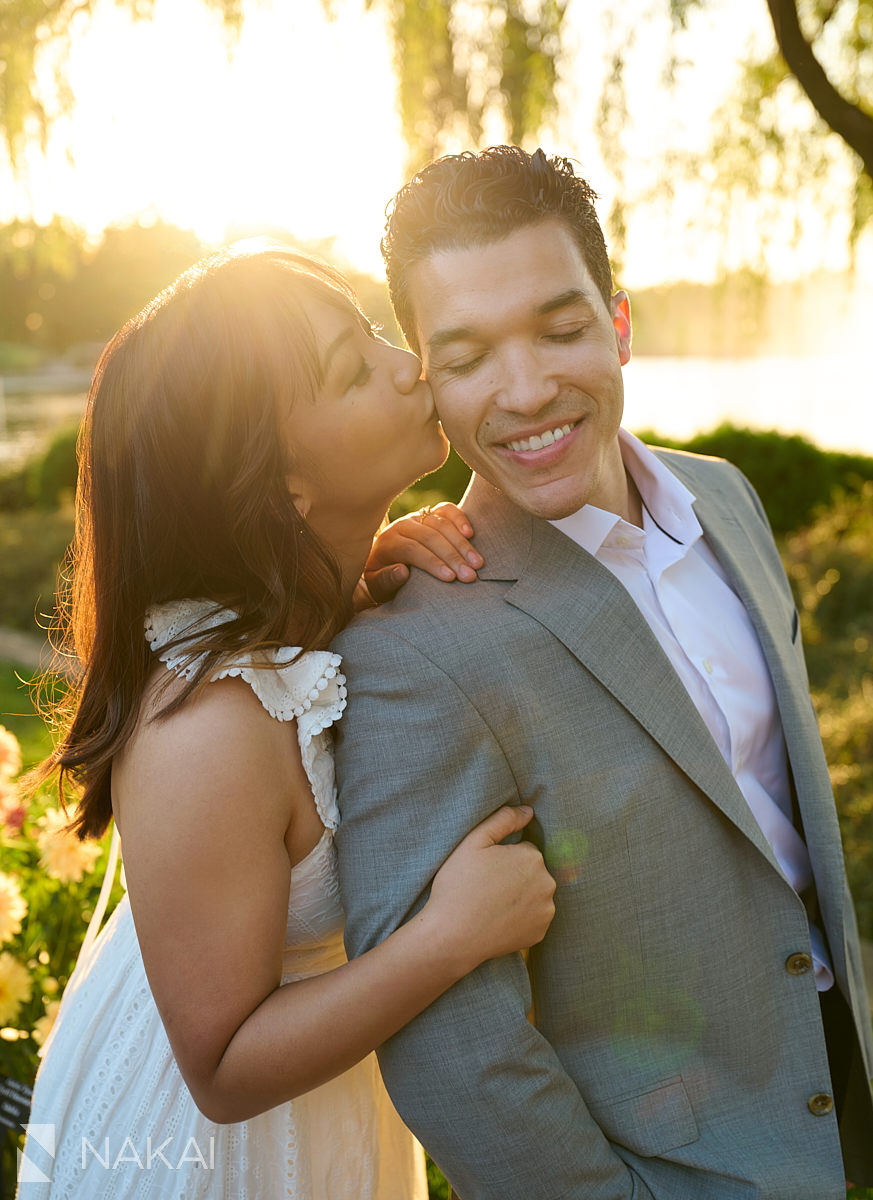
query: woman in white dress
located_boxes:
[19,246,555,1200]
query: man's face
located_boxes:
[407,219,632,521]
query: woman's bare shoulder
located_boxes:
[113,668,304,836]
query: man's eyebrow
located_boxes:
[427,325,475,353]
[321,327,354,374]
[427,288,598,354]
[536,288,597,316]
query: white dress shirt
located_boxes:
[551,429,833,989]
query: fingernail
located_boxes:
[466,551,484,567]
[439,566,455,580]
[457,565,476,582]
[462,524,474,537]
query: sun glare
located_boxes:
[1,0,871,295]
[12,0,405,275]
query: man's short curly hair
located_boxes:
[382,145,614,354]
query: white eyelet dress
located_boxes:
[20,599,427,1200]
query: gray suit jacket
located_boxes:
[334,449,873,1199]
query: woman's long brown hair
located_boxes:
[32,246,356,840]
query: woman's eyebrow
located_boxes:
[321,327,354,374]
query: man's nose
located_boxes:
[494,344,559,414]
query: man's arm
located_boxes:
[333,621,652,1200]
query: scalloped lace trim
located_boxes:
[144,599,346,830]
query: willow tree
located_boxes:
[0,0,244,162]
[669,0,873,250]
[0,0,566,174]
[2,0,869,246]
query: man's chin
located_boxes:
[500,481,587,521]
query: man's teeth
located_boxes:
[508,423,574,453]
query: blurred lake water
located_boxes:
[0,388,89,469]
[1,354,871,470]
[623,355,872,456]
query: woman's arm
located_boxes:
[113,674,553,1125]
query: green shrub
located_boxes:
[783,482,873,693]
[26,426,79,509]
[636,423,873,536]
[783,486,873,939]
[0,463,31,511]
[0,507,74,633]
[392,446,472,517]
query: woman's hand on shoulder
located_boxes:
[423,805,556,977]
[356,502,484,609]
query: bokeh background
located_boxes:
[0,1,872,1195]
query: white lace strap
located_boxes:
[76,823,121,966]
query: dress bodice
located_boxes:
[145,599,349,979]
[282,831,346,980]
[26,599,427,1200]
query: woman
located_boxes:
[20,246,555,1199]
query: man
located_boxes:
[333,146,873,1198]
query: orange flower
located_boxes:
[0,725,22,782]
[0,873,27,946]
[0,952,31,1025]
[32,998,61,1048]
[36,808,102,883]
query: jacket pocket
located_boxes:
[588,1075,699,1158]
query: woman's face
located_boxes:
[284,295,449,539]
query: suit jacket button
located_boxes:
[808,1093,834,1116]
[786,952,813,975]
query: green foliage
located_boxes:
[0,677,122,1197]
[380,0,567,171]
[425,1156,449,1200]
[783,481,873,687]
[27,426,79,509]
[0,464,32,513]
[391,447,472,518]
[634,422,873,535]
[0,218,203,350]
[0,425,80,514]
[0,506,74,633]
[668,0,873,257]
[783,485,873,940]
[0,0,244,166]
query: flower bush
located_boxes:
[0,716,121,1143]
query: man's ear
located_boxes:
[611,291,631,365]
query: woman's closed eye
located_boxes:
[349,359,374,389]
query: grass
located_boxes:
[0,662,54,766]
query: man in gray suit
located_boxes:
[333,146,873,1198]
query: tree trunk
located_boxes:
[765,0,873,180]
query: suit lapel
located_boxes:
[463,474,784,872]
[668,460,849,916]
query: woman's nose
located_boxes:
[390,345,424,392]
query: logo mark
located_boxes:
[17,1124,56,1184]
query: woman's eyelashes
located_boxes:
[349,359,374,389]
